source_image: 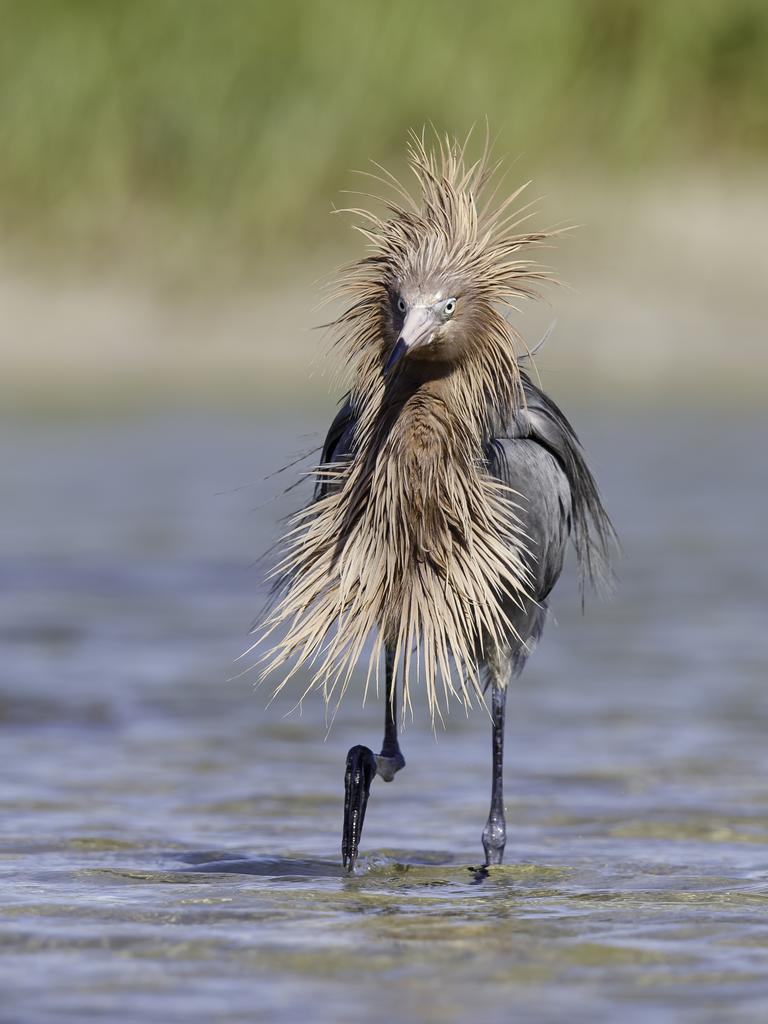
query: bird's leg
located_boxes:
[342,645,405,871]
[375,645,406,782]
[481,680,507,867]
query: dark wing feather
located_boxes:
[511,371,617,596]
[314,396,356,500]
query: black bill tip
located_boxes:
[383,337,407,374]
[342,744,377,872]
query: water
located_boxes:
[1,412,767,1024]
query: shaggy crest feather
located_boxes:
[255,131,561,722]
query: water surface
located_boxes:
[1,413,767,1023]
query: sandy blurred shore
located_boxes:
[1,177,765,416]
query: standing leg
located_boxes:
[342,644,406,871]
[481,680,507,866]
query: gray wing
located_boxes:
[486,434,572,604]
[484,372,616,672]
[494,372,616,597]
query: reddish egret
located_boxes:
[258,132,615,871]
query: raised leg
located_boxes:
[342,645,406,871]
[481,680,507,866]
[376,645,406,781]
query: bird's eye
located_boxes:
[444,298,456,317]
[397,297,407,314]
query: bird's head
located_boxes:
[384,287,465,372]
[332,129,557,388]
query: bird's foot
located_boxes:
[374,750,405,782]
[342,745,377,872]
[482,819,506,868]
[471,829,504,885]
[342,745,405,871]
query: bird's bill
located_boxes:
[341,744,377,871]
[384,305,436,373]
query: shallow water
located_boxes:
[1,411,767,1023]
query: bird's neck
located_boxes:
[344,338,522,578]
[382,356,501,450]
[347,371,486,584]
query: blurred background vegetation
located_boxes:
[0,0,766,410]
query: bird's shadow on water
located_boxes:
[172,851,345,878]
[166,850,501,885]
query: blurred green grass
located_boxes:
[1,0,766,266]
